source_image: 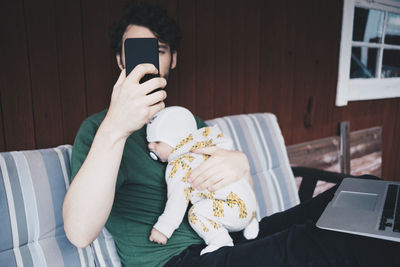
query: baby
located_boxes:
[146,106,259,255]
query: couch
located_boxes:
[0,112,344,266]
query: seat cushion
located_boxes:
[206,113,300,219]
[0,145,120,266]
[91,228,121,267]
[0,145,95,266]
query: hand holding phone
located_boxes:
[106,38,165,136]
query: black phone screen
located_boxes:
[124,38,160,83]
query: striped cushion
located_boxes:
[206,113,300,219]
[0,145,121,267]
[91,228,121,267]
[0,113,298,266]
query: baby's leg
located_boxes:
[188,200,233,255]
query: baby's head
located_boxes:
[146,106,197,162]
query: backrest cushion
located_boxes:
[0,145,120,267]
[206,113,300,219]
[89,227,121,267]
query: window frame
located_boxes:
[336,0,400,106]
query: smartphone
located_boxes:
[124,38,160,84]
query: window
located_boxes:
[336,0,400,106]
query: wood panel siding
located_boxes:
[24,0,64,148]
[176,0,196,111]
[0,0,36,151]
[54,0,88,146]
[0,0,399,180]
[0,96,5,151]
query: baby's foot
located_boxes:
[243,218,259,240]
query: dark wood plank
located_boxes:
[392,102,400,180]
[108,0,125,29]
[177,0,197,113]
[326,0,344,137]
[230,0,246,115]
[24,0,64,149]
[382,100,400,180]
[0,99,6,151]
[281,0,296,141]
[311,0,343,140]
[55,0,88,145]
[259,0,295,142]
[379,99,397,179]
[164,0,180,107]
[214,0,232,117]
[108,0,126,86]
[0,0,36,151]
[82,0,114,115]
[244,0,261,114]
[289,0,326,144]
[195,0,215,119]
[293,0,343,144]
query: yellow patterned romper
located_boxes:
[152,126,259,255]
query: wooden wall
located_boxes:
[0,0,399,180]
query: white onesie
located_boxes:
[153,125,259,255]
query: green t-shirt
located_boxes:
[71,109,206,266]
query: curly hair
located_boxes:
[110,1,182,55]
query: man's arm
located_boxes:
[62,65,167,248]
[63,118,127,248]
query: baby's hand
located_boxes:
[149,228,168,245]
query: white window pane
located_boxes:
[381,49,400,77]
[385,12,400,45]
[350,47,379,78]
[353,7,385,43]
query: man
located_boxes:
[63,2,400,267]
[62,2,250,266]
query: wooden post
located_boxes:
[340,121,350,174]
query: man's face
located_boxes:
[117,24,177,79]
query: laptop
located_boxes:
[316,178,400,242]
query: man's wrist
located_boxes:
[99,117,129,146]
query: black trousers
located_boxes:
[165,176,400,267]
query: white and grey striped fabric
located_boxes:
[0,112,299,266]
[0,145,120,267]
[206,113,300,219]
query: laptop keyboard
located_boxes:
[379,184,400,232]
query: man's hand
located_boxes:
[189,147,253,191]
[149,228,168,245]
[103,64,167,141]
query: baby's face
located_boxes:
[148,142,174,162]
